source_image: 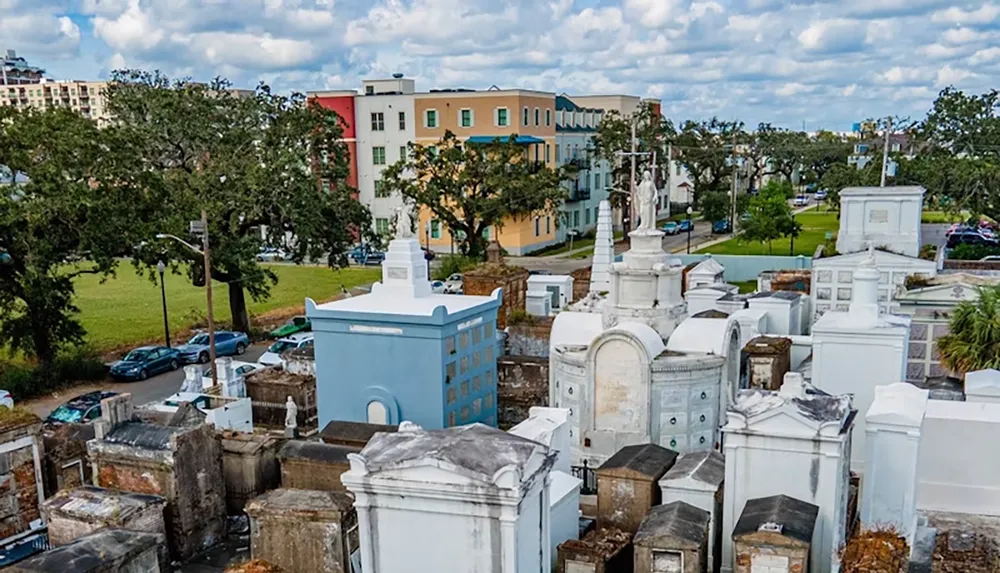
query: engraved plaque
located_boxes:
[387,266,408,280]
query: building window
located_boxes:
[460,356,469,374]
[485,346,493,363]
[485,369,493,384]
[473,398,482,416]
[397,146,406,162]
[496,107,509,127]
[459,331,469,349]
[375,218,389,234]
[585,208,591,226]
[555,145,561,163]
[425,109,438,128]
[534,108,540,126]
[534,217,540,237]
[573,211,580,227]
[461,406,470,421]
[373,146,386,165]
[431,220,441,239]
[398,111,406,130]
[461,381,469,397]
[472,327,482,345]
[446,361,456,381]
[371,112,384,131]
[482,227,490,239]
[428,145,438,157]
[445,336,456,354]
[546,216,551,234]
[545,144,551,163]
[448,411,456,427]
[473,352,481,369]
[485,392,494,409]
[460,108,474,128]
[523,107,529,126]
[374,179,389,198]
[366,85,374,95]
[473,375,481,392]
[545,109,551,126]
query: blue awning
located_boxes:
[465,135,545,145]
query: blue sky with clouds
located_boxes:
[3,0,999,130]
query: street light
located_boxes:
[686,206,693,254]
[155,211,218,387]
[157,260,170,349]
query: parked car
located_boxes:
[712,220,731,234]
[423,248,436,262]
[45,391,119,425]
[176,331,249,364]
[444,273,464,294]
[980,255,1000,262]
[793,194,809,206]
[529,269,552,276]
[110,346,181,381]
[350,246,386,265]
[947,230,999,249]
[201,360,263,388]
[259,332,314,367]
[814,189,828,201]
[678,219,694,232]
[430,280,447,294]
[0,390,11,410]
[661,221,679,235]
[270,316,311,339]
[256,247,288,262]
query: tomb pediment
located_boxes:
[897,282,982,303]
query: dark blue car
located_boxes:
[351,246,385,265]
[176,331,250,364]
[678,219,694,232]
[712,220,731,234]
[109,346,181,381]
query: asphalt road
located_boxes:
[28,343,269,419]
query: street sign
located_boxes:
[189,220,205,235]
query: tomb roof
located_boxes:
[598,443,678,478]
[42,486,165,522]
[11,529,163,572]
[278,439,356,464]
[634,501,710,546]
[733,494,819,543]
[660,450,725,487]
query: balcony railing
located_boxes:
[571,462,597,495]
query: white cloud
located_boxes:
[3,0,997,129]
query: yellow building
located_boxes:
[413,89,559,256]
[0,80,110,124]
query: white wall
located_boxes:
[836,188,924,258]
[355,94,416,227]
[917,400,1000,516]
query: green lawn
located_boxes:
[696,212,839,257]
[921,211,968,224]
[74,263,381,350]
[733,280,757,294]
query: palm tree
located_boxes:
[937,285,1000,374]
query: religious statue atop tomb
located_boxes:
[394,203,414,239]
[635,170,658,232]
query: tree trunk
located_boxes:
[228,283,251,334]
[31,316,55,372]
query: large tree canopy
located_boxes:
[674,118,743,201]
[106,70,371,334]
[0,107,152,367]
[381,131,568,258]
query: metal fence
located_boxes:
[0,527,49,567]
[251,400,318,432]
[571,461,597,495]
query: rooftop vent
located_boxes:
[392,73,404,79]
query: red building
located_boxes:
[308,91,359,190]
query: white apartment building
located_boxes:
[554,95,612,241]
[354,77,417,233]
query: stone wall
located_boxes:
[0,415,43,540]
[464,263,528,330]
[42,423,94,498]
[497,355,549,430]
[556,528,633,573]
[506,317,554,358]
[733,535,810,573]
[277,441,354,493]
[246,369,318,430]
[221,433,281,515]
[942,260,1000,272]
[571,267,592,301]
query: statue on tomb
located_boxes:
[635,170,657,231]
[285,396,298,429]
[394,203,414,239]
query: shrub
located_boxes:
[507,310,538,326]
[433,255,481,281]
[0,348,107,401]
[948,243,1000,261]
[919,244,938,261]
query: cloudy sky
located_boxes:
[5,0,999,130]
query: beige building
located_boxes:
[0,80,110,124]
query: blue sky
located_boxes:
[4,0,999,130]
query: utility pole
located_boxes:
[665,143,673,219]
[880,118,892,187]
[201,208,217,387]
[729,133,739,230]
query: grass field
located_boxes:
[921,211,968,224]
[696,212,839,257]
[733,280,757,294]
[74,263,381,351]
